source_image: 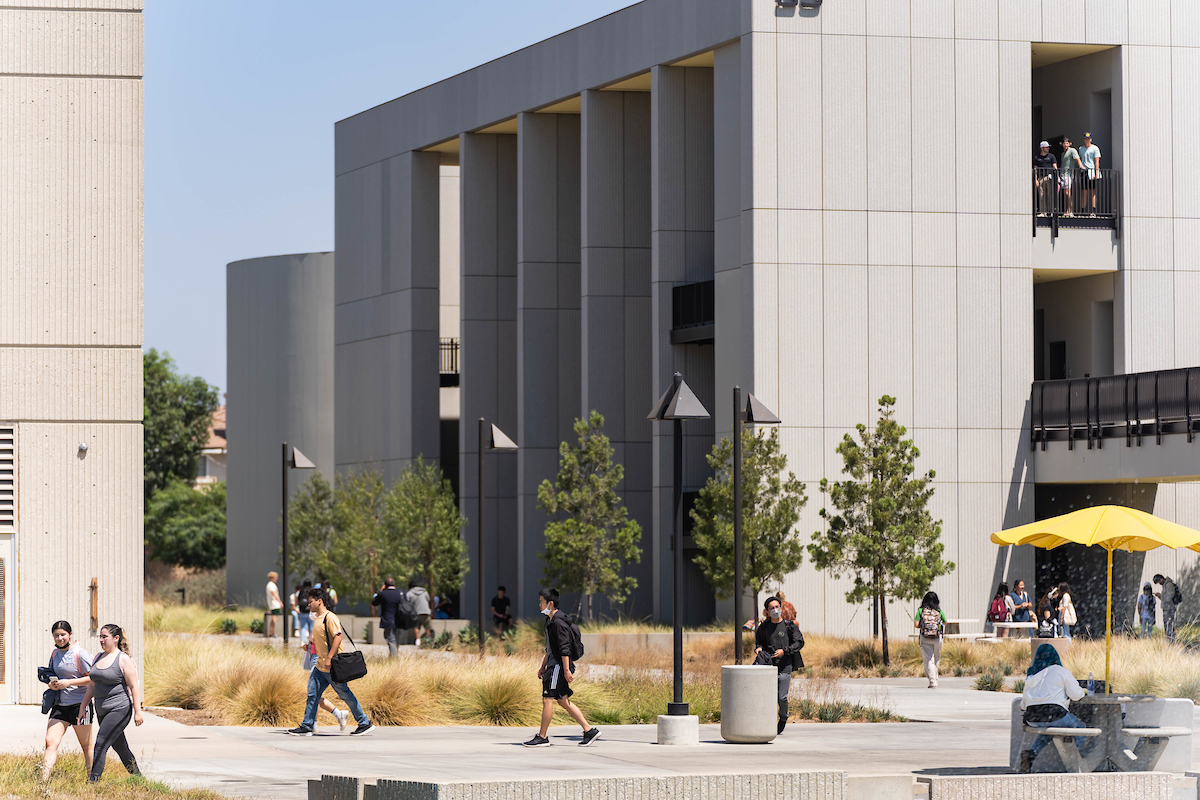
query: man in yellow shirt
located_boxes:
[287,588,374,736]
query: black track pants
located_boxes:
[89,702,139,782]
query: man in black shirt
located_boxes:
[371,578,405,658]
[491,586,513,636]
[523,587,600,748]
[754,595,805,734]
[1033,141,1057,216]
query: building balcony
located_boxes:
[670,280,714,345]
[440,337,459,387]
[1031,168,1121,283]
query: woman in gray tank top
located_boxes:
[77,624,143,782]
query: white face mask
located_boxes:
[540,607,552,617]
[769,608,782,620]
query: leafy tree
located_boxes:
[144,480,226,569]
[384,457,468,599]
[143,349,219,501]
[690,427,808,618]
[537,411,643,621]
[808,395,954,666]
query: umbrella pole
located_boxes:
[1105,547,1113,694]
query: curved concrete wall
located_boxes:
[226,252,334,606]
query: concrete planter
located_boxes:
[720,665,778,743]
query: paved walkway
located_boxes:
[0,678,1194,799]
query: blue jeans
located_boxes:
[301,668,369,730]
[1060,622,1071,639]
[1140,618,1154,638]
[1028,711,1092,757]
[299,614,314,644]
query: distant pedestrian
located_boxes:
[1154,574,1179,642]
[371,578,405,658]
[297,580,315,645]
[42,621,94,781]
[776,591,797,622]
[990,582,1012,638]
[1138,582,1156,638]
[1059,137,1083,216]
[1057,582,1076,640]
[914,591,946,688]
[288,588,373,736]
[407,581,433,646]
[1034,141,1057,215]
[1080,132,1102,215]
[434,595,453,620]
[78,624,142,782]
[754,595,804,734]
[491,586,513,636]
[266,571,283,638]
[523,587,600,748]
[1009,579,1034,633]
[290,584,302,638]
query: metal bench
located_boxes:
[1118,726,1192,771]
[1023,725,1103,773]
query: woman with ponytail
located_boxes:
[77,624,142,782]
[42,621,94,780]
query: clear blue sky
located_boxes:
[145,1,635,395]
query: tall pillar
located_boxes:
[651,66,715,623]
[459,132,519,621]
[581,89,654,618]
[334,150,441,484]
[516,112,581,618]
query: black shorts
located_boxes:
[49,702,92,725]
[541,663,574,699]
[1078,173,1094,190]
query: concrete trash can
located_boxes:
[720,665,778,743]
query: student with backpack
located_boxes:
[523,587,600,748]
[914,591,946,688]
[1153,574,1181,642]
[989,582,1011,637]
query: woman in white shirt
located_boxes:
[1056,582,1077,640]
[1018,643,1089,772]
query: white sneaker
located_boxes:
[335,709,350,731]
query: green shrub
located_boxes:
[1012,678,1025,693]
[249,618,264,634]
[974,669,1008,692]
[219,618,238,635]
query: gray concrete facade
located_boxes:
[334,0,1200,633]
[227,253,335,606]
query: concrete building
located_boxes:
[0,2,144,702]
[196,405,227,486]
[333,0,1200,633]
[226,253,335,607]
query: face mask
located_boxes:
[541,607,552,617]
[769,608,782,620]
[55,640,70,650]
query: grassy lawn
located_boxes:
[0,753,232,800]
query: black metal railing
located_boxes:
[440,338,459,387]
[1030,367,1200,450]
[672,280,715,330]
[1032,167,1121,240]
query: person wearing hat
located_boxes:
[1080,132,1102,215]
[1059,136,1083,217]
[1034,141,1057,216]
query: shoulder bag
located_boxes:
[40,655,58,714]
[324,617,368,683]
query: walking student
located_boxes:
[1154,574,1179,642]
[42,621,94,781]
[288,588,374,736]
[754,595,805,734]
[915,592,946,688]
[407,581,433,646]
[523,588,600,748]
[78,624,142,782]
[371,577,405,658]
[297,579,315,645]
[266,570,283,638]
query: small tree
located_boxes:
[144,480,226,570]
[384,457,468,600]
[537,411,642,621]
[690,427,808,619]
[809,395,954,666]
[143,349,220,501]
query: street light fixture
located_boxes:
[731,387,781,665]
[478,418,517,657]
[647,372,710,717]
[281,442,316,646]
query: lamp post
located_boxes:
[647,372,710,716]
[731,387,781,664]
[281,442,316,646]
[477,418,518,657]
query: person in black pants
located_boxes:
[754,595,805,734]
[77,624,142,782]
[371,577,405,658]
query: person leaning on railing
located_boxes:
[1034,141,1057,216]
[1059,137,1083,217]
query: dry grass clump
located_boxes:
[144,601,263,635]
[1060,636,1200,701]
[0,752,232,799]
[791,675,906,723]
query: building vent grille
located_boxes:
[0,557,6,681]
[0,426,12,529]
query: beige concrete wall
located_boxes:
[0,2,142,703]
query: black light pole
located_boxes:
[281,443,316,646]
[477,419,517,657]
[648,372,710,715]
[731,389,781,665]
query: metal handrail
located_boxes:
[440,338,459,375]
[1030,368,1200,450]
[1032,167,1121,240]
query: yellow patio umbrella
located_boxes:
[990,505,1200,693]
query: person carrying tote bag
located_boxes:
[286,588,374,736]
[324,617,367,683]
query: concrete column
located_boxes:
[459,132,519,621]
[334,150,441,484]
[581,89,653,618]
[712,41,743,446]
[516,112,581,618]
[651,65,716,624]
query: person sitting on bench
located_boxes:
[1019,643,1093,772]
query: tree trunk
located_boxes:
[872,566,880,639]
[752,589,759,630]
[880,593,891,666]
[585,593,593,623]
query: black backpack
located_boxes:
[563,613,585,661]
[1173,585,1183,606]
[297,589,310,614]
[395,590,416,628]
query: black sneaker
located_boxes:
[350,723,375,736]
[579,727,601,747]
[1019,749,1035,773]
[523,734,550,747]
[777,719,787,734]
[287,726,313,736]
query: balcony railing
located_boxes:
[1030,368,1200,450]
[440,338,459,387]
[670,280,715,345]
[1032,167,1121,240]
